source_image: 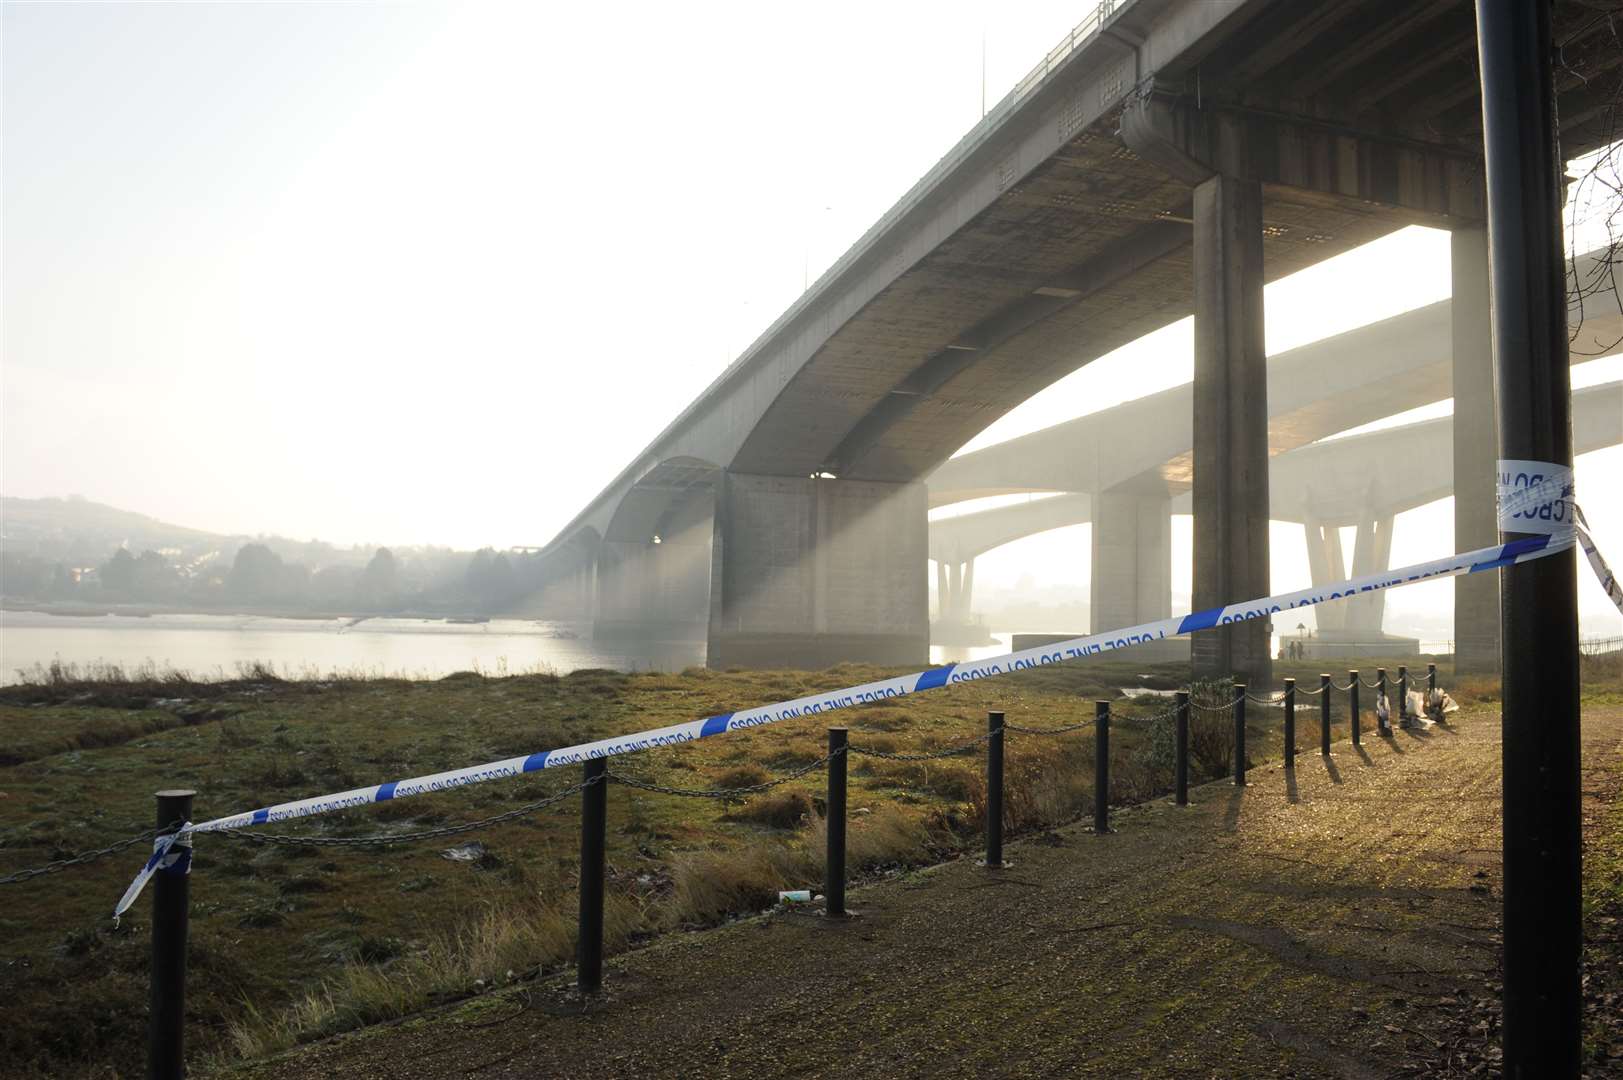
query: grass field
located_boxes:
[1,650,1591,1077]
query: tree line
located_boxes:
[1,542,550,616]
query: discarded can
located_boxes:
[777,889,812,903]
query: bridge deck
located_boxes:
[248,701,1623,1079]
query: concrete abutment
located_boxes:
[707,472,929,670]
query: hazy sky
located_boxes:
[4,1,1619,634]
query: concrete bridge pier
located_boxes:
[1090,490,1172,632]
[1451,225,1501,673]
[935,558,976,623]
[593,502,713,642]
[1190,173,1272,684]
[707,472,929,670]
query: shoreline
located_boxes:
[0,600,540,624]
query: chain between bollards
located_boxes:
[1282,678,1296,768]
[985,711,1004,867]
[1094,701,1110,834]
[577,759,607,995]
[149,789,194,1080]
[1173,691,1190,806]
[1233,683,1247,787]
[1319,673,1332,756]
[825,728,847,917]
[1349,670,1361,746]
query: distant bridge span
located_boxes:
[926,381,1622,637]
[534,0,1618,675]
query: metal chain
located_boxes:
[1003,717,1094,735]
[849,732,994,761]
[1295,683,1327,696]
[608,751,840,798]
[1360,677,1386,690]
[1190,696,1238,714]
[1245,692,1282,705]
[0,826,165,886]
[217,781,593,849]
[1331,680,1357,692]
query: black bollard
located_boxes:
[577,759,607,995]
[1233,683,1247,787]
[149,789,194,1080]
[1377,667,1390,736]
[1320,673,1332,756]
[1427,662,1438,720]
[986,711,1005,867]
[1398,665,1410,725]
[1349,670,1361,746]
[826,728,847,916]
[1094,701,1110,833]
[1174,691,1190,806]
[1283,678,1296,768]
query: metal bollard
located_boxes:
[1173,691,1190,806]
[577,759,607,995]
[1320,673,1332,756]
[1349,670,1361,746]
[149,789,194,1080]
[826,728,848,916]
[1427,662,1438,720]
[1233,683,1247,786]
[1094,701,1111,833]
[1398,665,1410,725]
[985,711,1005,866]
[1283,678,1296,768]
[1377,667,1390,736]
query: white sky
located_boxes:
[3,1,1620,635]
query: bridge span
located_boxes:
[534,0,1619,677]
[928,381,1621,646]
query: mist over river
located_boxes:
[0,610,1019,685]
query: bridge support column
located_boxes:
[1452,225,1501,672]
[1090,491,1171,632]
[707,472,928,670]
[1191,174,1271,684]
[593,501,713,642]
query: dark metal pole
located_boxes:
[149,789,194,1080]
[1233,683,1247,786]
[1094,701,1110,833]
[1377,667,1390,736]
[577,759,607,995]
[986,711,1005,866]
[1475,2,1582,1070]
[826,728,848,916]
[1349,670,1361,746]
[1282,678,1296,768]
[1428,662,1439,721]
[1174,691,1190,805]
[1320,673,1332,756]
[1399,664,1410,726]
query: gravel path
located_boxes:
[234,705,1623,1079]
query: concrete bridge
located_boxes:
[928,381,1622,647]
[535,0,1620,677]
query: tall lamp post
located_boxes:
[1473,1,1583,1074]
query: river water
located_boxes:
[0,610,1017,685]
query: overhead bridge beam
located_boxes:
[1121,91,1486,225]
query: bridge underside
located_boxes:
[537,0,1618,673]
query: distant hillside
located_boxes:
[0,495,225,560]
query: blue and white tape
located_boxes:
[113,488,1610,919]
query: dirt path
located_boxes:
[235,706,1623,1080]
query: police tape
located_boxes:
[114,480,1613,919]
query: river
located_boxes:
[0,610,1017,685]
